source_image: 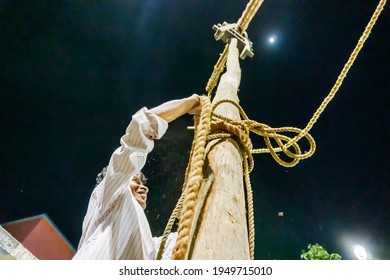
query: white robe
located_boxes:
[73,107,177,260]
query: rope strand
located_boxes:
[159,0,387,260]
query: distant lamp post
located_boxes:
[353,244,367,260]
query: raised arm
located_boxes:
[76,94,201,258]
[102,94,200,209]
[150,94,201,123]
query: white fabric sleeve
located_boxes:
[152,232,178,260]
[101,107,168,212]
[75,108,168,258]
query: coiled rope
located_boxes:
[156,0,387,260]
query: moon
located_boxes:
[268,35,276,44]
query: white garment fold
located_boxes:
[73,107,176,260]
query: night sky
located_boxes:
[1,0,389,260]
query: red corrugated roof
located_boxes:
[2,213,75,260]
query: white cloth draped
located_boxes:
[73,107,176,260]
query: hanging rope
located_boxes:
[280,0,387,151]
[206,0,265,97]
[164,94,314,260]
[156,116,203,260]
[171,96,212,260]
[157,0,387,260]
[236,0,265,32]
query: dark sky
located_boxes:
[0,0,389,260]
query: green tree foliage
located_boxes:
[300,243,342,260]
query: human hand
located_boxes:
[187,94,202,116]
[150,94,202,123]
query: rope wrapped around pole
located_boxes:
[158,0,387,260]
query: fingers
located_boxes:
[187,94,202,115]
[189,93,200,102]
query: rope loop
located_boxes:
[160,0,387,260]
[212,99,316,168]
[168,95,316,260]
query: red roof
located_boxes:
[2,214,75,260]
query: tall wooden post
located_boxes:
[189,39,249,259]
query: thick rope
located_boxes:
[236,0,265,32]
[156,116,201,260]
[281,0,387,151]
[169,98,261,259]
[168,96,258,260]
[156,192,184,260]
[172,96,212,260]
[158,0,387,260]
[206,0,265,97]
[243,156,255,260]
[212,99,316,167]
[206,45,228,97]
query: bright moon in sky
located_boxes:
[268,35,276,44]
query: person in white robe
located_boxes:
[73,94,201,260]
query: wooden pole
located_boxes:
[189,39,249,259]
